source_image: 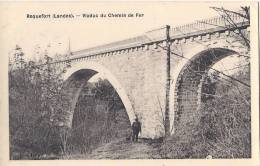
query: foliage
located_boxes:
[158,65,250,158]
[9,46,70,159]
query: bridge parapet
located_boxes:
[63,11,248,62]
[170,12,246,37]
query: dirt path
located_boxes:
[82,138,160,159]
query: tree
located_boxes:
[9,46,70,159]
[210,6,250,50]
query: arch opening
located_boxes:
[60,62,136,152]
[69,76,132,153]
[173,48,240,135]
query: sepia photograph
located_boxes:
[0,1,259,165]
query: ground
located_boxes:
[60,138,163,159]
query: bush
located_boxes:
[159,66,250,158]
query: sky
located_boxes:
[0,1,250,81]
[0,2,249,61]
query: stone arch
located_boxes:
[170,46,240,135]
[61,61,136,129]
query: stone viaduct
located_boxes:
[51,13,250,138]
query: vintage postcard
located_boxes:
[0,1,259,166]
